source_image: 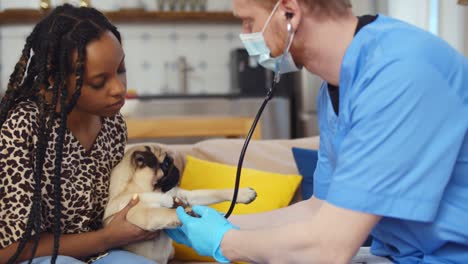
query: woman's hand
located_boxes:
[101,195,159,249]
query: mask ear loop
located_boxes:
[261,1,282,33]
[275,20,295,83]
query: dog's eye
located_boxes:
[135,153,145,166]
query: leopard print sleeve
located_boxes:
[0,101,39,249]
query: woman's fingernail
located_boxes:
[132,193,138,200]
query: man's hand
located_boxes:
[165,205,238,263]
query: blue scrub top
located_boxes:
[315,15,468,263]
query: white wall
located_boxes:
[382,0,467,56]
[464,13,468,57]
[350,0,377,15]
[387,0,430,30]
[439,0,468,55]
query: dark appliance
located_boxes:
[230,48,302,138]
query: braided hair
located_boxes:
[0,4,121,264]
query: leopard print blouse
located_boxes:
[0,100,127,249]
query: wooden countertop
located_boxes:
[125,116,262,140]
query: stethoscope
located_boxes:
[225,15,295,218]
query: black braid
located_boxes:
[28,43,62,263]
[66,45,86,113]
[51,76,67,264]
[1,4,122,264]
[28,96,48,264]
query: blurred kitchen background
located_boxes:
[0,0,467,143]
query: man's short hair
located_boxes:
[255,0,352,16]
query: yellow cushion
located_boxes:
[173,155,302,262]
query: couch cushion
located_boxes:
[292,147,319,200]
[186,137,319,174]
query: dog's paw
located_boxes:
[172,197,190,209]
[236,187,257,204]
[184,207,200,218]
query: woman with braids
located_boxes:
[0,4,160,264]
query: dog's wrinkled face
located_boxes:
[132,146,180,192]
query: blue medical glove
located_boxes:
[168,205,238,263]
[165,227,191,247]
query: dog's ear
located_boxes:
[151,143,186,179]
[150,143,167,162]
[108,146,141,199]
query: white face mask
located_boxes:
[239,1,301,74]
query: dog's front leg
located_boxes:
[175,187,257,206]
[118,192,181,231]
[137,192,175,208]
[126,204,181,231]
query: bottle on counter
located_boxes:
[40,0,51,10]
[80,0,91,7]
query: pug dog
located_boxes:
[103,145,257,264]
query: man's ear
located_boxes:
[280,0,302,31]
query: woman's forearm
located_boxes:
[0,230,112,264]
[230,197,322,230]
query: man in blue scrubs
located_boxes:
[166,0,468,263]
